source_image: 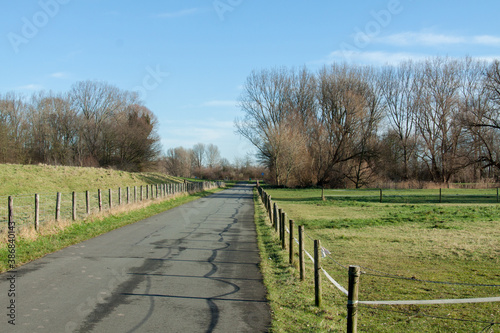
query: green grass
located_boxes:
[253,190,343,332]
[0,163,184,196]
[257,187,500,332]
[0,187,224,273]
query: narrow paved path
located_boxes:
[1,184,271,332]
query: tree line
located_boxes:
[235,57,500,187]
[162,143,265,180]
[0,80,161,171]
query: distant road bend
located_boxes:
[1,183,271,332]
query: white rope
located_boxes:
[359,296,500,305]
[275,212,500,307]
[304,248,315,262]
[322,268,349,295]
[303,248,349,296]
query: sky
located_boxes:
[1,0,500,163]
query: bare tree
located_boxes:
[192,143,206,171]
[206,143,221,169]
[0,92,28,163]
[70,80,125,166]
[416,57,466,183]
[26,91,78,165]
[379,61,420,180]
[314,64,381,188]
[235,68,295,185]
[114,104,161,171]
[464,59,500,172]
[164,147,192,177]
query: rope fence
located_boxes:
[256,185,500,332]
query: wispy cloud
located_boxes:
[317,50,500,67]
[201,100,238,108]
[323,50,427,66]
[50,72,69,79]
[375,31,500,47]
[156,8,199,18]
[473,35,500,46]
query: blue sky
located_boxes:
[2,0,500,162]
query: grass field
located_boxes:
[257,187,500,332]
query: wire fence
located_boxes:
[257,186,500,332]
[1,181,225,233]
[318,187,500,204]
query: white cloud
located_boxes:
[201,100,238,108]
[156,8,199,18]
[376,32,465,46]
[50,72,69,79]
[324,50,427,65]
[473,35,500,46]
[316,50,500,67]
[375,31,500,47]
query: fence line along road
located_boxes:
[1,181,225,232]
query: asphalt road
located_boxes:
[1,184,271,332]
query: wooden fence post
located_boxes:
[268,195,272,222]
[98,189,102,212]
[314,239,322,307]
[134,186,137,203]
[277,208,282,234]
[8,196,13,229]
[379,188,383,203]
[273,203,278,231]
[72,192,76,220]
[118,188,122,206]
[289,220,294,265]
[281,211,286,250]
[126,187,130,204]
[299,225,304,281]
[497,188,498,203]
[140,186,143,201]
[109,189,112,209]
[55,192,61,221]
[86,191,90,215]
[439,188,442,203]
[347,265,361,333]
[34,194,39,231]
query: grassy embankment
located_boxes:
[0,163,184,195]
[255,188,500,332]
[0,164,225,273]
